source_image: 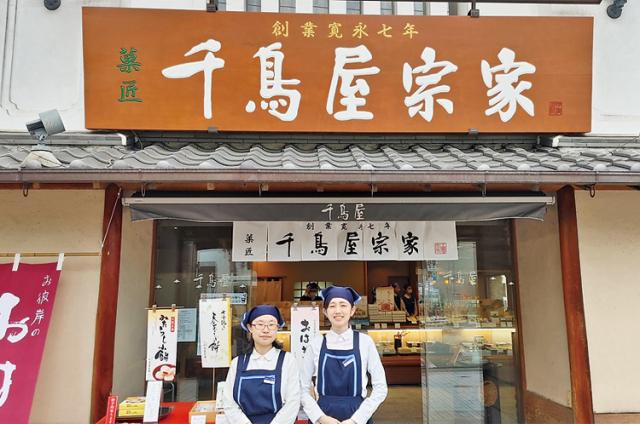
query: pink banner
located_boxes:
[0,262,62,424]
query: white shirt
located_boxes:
[300,329,388,424]
[224,347,301,424]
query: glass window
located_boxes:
[418,221,520,424]
[246,0,261,12]
[414,1,426,15]
[279,0,296,13]
[217,0,226,11]
[313,0,329,13]
[347,0,362,14]
[149,219,521,423]
[153,221,253,401]
[381,1,394,15]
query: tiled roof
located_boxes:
[2,142,640,173]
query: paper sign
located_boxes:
[142,380,163,423]
[232,222,267,262]
[396,221,426,260]
[425,221,459,260]
[146,309,178,381]
[376,286,395,312]
[291,306,321,366]
[268,222,302,261]
[177,308,197,342]
[199,299,232,368]
[364,222,398,260]
[190,416,207,424]
[105,395,118,424]
[301,222,338,261]
[337,223,364,260]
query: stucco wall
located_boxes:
[111,208,153,399]
[515,205,572,407]
[0,190,103,424]
[575,191,640,413]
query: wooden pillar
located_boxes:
[90,184,123,423]
[557,185,594,424]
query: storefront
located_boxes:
[90,6,595,424]
[5,4,640,424]
[122,194,552,422]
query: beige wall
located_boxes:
[516,204,572,407]
[575,191,640,413]
[112,209,154,399]
[0,190,104,424]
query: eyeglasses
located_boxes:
[251,322,279,331]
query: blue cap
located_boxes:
[241,305,285,331]
[320,285,361,306]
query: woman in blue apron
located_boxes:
[223,305,300,424]
[300,286,388,424]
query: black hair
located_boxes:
[403,283,413,290]
[306,282,320,290]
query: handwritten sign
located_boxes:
[146,309,178,381]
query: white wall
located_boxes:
[3,1,633,134]
[111,208,154,399]
[0,190,104,424]
[515,205,572,407]
[452,2,640,135]
[575,191,640,413]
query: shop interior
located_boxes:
[151,220,521,424]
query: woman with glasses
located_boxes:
[223,305,301,424]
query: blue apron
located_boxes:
[315,331,373,424]
[233,349,286,424]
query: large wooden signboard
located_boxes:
[83,7,592,133]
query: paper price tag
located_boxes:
[190,416,207,424]
[142,380,162,423]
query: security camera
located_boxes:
[44,0,61,11]
[25,109,65,142]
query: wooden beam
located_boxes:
[509,219,527,424]
[90,184,123,423]
[557,185,594,424]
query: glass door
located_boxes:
[418,221,520,424]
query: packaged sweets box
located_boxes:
[118,396,145,416]
[189,400,217,423]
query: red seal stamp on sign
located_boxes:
[434,242,448,255]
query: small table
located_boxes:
[97,402,309,423]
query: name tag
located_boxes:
[342,358,355,367]
[263,377,275,385]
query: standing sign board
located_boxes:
[83,8,592,133]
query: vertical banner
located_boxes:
[0,263,62,424]
[232,222,267,262]
[199,299,232,368]
[268,222,302,261]
[337,222,364,260]
[146,308,178,381]
[301,222,338,261]
[396,221,426,260]
[364,222,398,260]
[425,221,459,260]
[290,306,320,366]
